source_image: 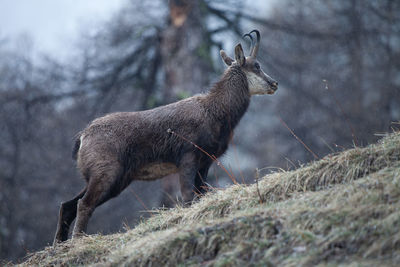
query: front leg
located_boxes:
[178,153,199,205]
[194,160,213,195]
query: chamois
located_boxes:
[54,30,278,244]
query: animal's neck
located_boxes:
[206,66,251,130]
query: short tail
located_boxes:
[72,133,81,160]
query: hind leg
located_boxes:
[72,164,127,239]
[54,188,87,245]
[72,197,96,239]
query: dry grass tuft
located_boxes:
[18,132,400,266]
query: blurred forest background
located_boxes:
[1,0,399,262]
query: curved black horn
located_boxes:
[242,33,254,55]
[249,30,260,58]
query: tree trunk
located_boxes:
[161,0,214,102]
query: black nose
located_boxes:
[270,81,278,89]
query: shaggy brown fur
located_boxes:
[54,30,278,245]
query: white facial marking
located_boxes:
[79,135,84,150]
[245,71,269,95]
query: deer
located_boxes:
[53,30,278,245]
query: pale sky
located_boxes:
[0,0,126,57]
[0,0,274,60]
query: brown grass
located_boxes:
[17,132,400,266]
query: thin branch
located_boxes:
[255,168,265,204]
[277,115,319,160]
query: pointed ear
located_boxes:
[234,43,246,66]
[220,50,233,66]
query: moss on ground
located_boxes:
[17,132,400,266]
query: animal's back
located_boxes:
[82,94,206,140]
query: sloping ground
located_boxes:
[18,132,400,266]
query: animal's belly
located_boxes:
[135,162,179,180]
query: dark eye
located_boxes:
[254,62,260,70]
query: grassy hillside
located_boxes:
[18,132,400,266]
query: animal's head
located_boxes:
[220,30,278,95]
